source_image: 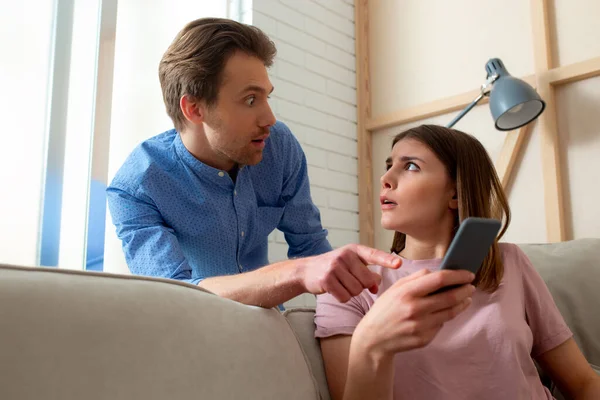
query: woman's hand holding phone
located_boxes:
[351,268,476,362]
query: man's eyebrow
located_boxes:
[239,85,275,95]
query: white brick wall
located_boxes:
[251,0,357,308]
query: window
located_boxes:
[0,0,233,271]
[0,1,56,267]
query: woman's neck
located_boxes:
[400,238,449,260]
[399,220,455,260]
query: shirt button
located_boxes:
[241,231,245,237]
[218,171,225,177]
[239,264,244,270]
[234,190,237,196]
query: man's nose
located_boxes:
[260,103,277,128]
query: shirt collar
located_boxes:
[173,132,236,186]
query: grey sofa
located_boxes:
[1,239,599,400]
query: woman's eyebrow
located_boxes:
[401,156,425,163]
[388,156,426,164]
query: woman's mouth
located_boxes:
[380,196,397,210]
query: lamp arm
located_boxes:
[446,92,486,128]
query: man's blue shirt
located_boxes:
[107,121,332,284]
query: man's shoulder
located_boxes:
[110,129,179,191]
[268,120,300,147]
[270,120,292,135]
[264,120,304,162]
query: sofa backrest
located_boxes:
[0,265,321,400]
[519,239,600,369]
[1,238,597,400]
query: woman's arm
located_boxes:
[320,336,353,400]
[321,335,395,400]
[319,269,476,400]
[537,338,600,399]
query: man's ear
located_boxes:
[449,189,458,210]
[180,94,205,125]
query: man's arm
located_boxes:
[106,185,200,285]
[107,182,309,306]
[200,244,402,308]
[108,182,401,309]
[198,258,307,308]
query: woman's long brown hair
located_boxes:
[389,125,511,292]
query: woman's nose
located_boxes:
[380,172,393,189]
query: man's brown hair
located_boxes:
[159,18,277,132]
[389,125,511,293]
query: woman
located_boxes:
[315,125,600,399]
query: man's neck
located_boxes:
[180,129,235,171]
[229,164,240,183]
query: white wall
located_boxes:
[252,0,357,308]
[369,0,600,251]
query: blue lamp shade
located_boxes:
[487,59,546,131]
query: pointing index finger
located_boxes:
[354,244,402,269]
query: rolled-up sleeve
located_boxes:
[315,292,369,338]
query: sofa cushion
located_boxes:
[0,265,320,400]
[518,239,600,367]
[284,308,331,400]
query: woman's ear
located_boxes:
[449,190,458,210]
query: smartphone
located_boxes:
[430,217,502,295]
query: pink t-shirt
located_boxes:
[315,243,572,400]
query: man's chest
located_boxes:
[151,169,284,246]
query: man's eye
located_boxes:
[245,96,256,106]
[386,164,392,171]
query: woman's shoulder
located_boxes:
[498,242,520,256]
[498,242,529,258]
[498,242,536,275]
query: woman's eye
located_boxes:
[245,96,256,106]
[405,162,419,171]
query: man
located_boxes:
[107,18,472,310]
